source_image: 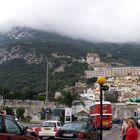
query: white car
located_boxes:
[39,120,63,139]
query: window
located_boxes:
[62,123,86,131]
[0,116,4,133]
[102,104,108,109]
[5,117,21,134]
[57,122,61,127]
[65,116,70,122]
[42,122,56,127]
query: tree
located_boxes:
[40,108,46,120]
[23,88,37,100]
[86,77,97,85]
[56,91,81,107]
[5,107,14,115]
[104,91,120,103]
[16,108,25,119]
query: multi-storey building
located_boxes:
[85,66,140,78]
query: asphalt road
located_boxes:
[103,126,121,140]
[25,123,122,140]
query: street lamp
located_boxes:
[97,76,107,140]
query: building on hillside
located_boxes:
[75,82,87,93]
[107,53,112,58]
[79,88,95,101]
[85,66,140,78]
[133,82,140,91]
[55,92,61,99]
[86,53,100,65]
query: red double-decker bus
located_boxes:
[90,101,112,129]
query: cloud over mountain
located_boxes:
[0,0,140,42]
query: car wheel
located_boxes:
[97,136,100,140]
[39,136,43,140]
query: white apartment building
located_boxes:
[85,66,140,78]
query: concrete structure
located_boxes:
[85,66,140,78]
[4,99,45,120]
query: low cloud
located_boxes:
[1,0,140,42]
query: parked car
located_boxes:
[129,117,139,128]
[112,118,122,125]
[39,120,63,139]
[55,120,100,140]
[0,114,38,140]
[137,118,140,128]
[18,122,38,138]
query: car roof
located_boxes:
[0,114,13,118]
[65,120,87,124]
[42,120,60,123]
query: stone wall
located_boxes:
[3,99,140,120]
[4,99,46,117]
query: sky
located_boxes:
[0,0,140,42]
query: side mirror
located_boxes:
[25,126,29,129]
[93,128,98,131]
[22,127,27,135]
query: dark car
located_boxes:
[0,114,38,140]
[112,118,122,125]
[129,118,139,127]
[55,120,100,140]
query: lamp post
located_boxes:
[97,76,106,140]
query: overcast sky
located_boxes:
[0,0,140,42]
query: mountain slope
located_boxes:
[0,26,139,100]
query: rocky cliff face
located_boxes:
[0,26,47,64]
[7,26,34,40]
[0,45,44,64]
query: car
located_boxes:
[55,120,100,140]
[18,122,39,138]
[0,114,38,140]
[112,118,122,125]
[129,117,139,128]
[137,118,140,128]
[39,120,63,139]
[14,116,19,122]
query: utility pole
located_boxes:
[46,59,49,120]
[2,88,5,110]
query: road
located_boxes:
[103,125,121,140]
[26,123,139,140]
[103,125,140,140]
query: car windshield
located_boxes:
[42,122,56,127]
[62,122,86,131]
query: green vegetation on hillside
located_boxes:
[0,27,140,100]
